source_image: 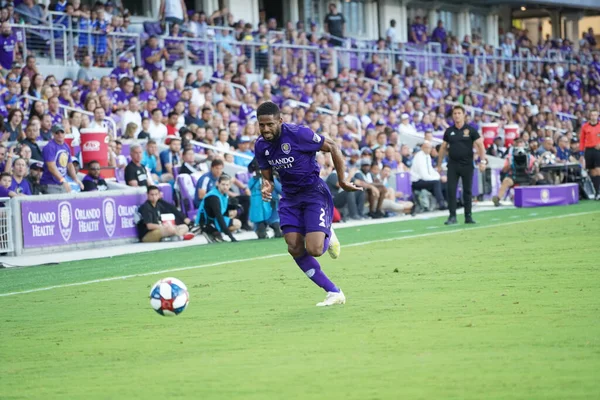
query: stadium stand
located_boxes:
[1,0,599,255]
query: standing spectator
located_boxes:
[9,158,32,196]
[234,136,254,167]
[0,22,17,73]
[579,109,600,199]
[324,3,345,47]
[410,141,447,210]
[431,20,447,50]
[142,36,169,74]
[159,0,187,25]
[16,0,46,25]
[410,16,427,44]
[125,143,153,187]
[82,160,108,192]
[39,124,83,194]
[385,20,397,47]
[26,160,44,195]
[437,106,487,225]
[137,185,193,243]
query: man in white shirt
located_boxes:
[385,20,397,47]
[410,141,447,209]
[398,113,418,136]
[88,107,115,138]
[148,109,168,143]
[121,96,142,136]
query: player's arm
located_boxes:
[260,168,274,201]
[474,137,487,171]
[320,137,362,192]
[579,124,587,153]
[437,141,448,172]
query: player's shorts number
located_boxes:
[319,208,326,228]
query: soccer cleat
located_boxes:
[465,217,476,224]
[183,233,195,241]
[444,216,457,225]
[327,227,341,259]
[316,290,346,307]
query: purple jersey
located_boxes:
[48,111,63,126]
[9,177,31,195]
[254,123,324,197]
[40,139,72,185]
[142,46,162,73]
[110,67,133,81]
[0,33,17,70]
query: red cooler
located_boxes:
[80,128,114,178]
[64,134,75,156]
[504,124,519,148]
[481,123,499,149]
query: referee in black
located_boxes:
[437,105,487,225]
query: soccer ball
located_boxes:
[149,277,189,316]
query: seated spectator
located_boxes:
[194,158,223,208]
[353,159,387,219]
[138,118,152,139]
[125,144,154,187]
[378,164,413,214]
[142,36,169,74]
[109,140,128,170]
[410,141,447,210]
[26,160,44,195]
[398,113,417,136]
[179,148,204,175]
[326,168,365,221]
[40,124,83,194]
[141,140,164,182]
[195,174,241,243]
[234,136,254,167]
[137,185,193,243]
[121,96,142,136]
[9,158,32,196]
[159,137,182,182]
[19,124,43,163]
[148,108,168,142]
[555,136,571,163]
[82,160,108,192]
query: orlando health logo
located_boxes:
[103,198,117,237]
[58,201,73,242]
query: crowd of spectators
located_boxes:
[0,0,598,227]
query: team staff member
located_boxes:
[437,105,487,225]
[579,109,600,199]
[137,185,194,242]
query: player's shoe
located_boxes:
[492,196,501,207]
[327,227,341,259]
[316,290,346,307]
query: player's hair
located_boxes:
[256,101,280,119]
[218,174,231,183]
[452,105,465,114]
[87,160,100,168]
[147,185,160,193]
[211,159,224,168]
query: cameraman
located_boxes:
[196,174,242,242]
[493,138,538,206]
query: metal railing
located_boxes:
[11,23,68,65]
[210,77,247,94]
[0,204,14,254]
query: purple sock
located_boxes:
[294,252,340,293]
[322,235,331,256]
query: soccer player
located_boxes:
[255,101,362,307]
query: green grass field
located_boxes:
[1,203,599,400]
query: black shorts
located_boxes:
[584,147,600,169]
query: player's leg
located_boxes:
[586,148,600,198]
[461,166,475,223]
[445,163,459,224]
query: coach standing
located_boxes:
[437,105,487,225]
[579,109,600,200]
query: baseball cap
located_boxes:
[376,119,386,126]
[342,134,353,142]
[351,149,360,157]
[52,124,65,134]
[119,56,129,62]
[360,159,371,166]
[570,137,579,144]
[30,161,44,170]
[401,113,409,120]
[239,136,251,143]
[360,147,373,155]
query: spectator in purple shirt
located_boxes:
[566,73,582,99]
[0,22,17,72]
[47,96,64,126]
[365,54,382,79]
[431,20,446,49]
[410,16,427,44]
[39,124,83,194]
[142,36,169,74]
[110,56,133,81]
[9,158,32,196]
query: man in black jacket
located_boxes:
[137,185,194,242]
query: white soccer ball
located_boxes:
[149,277,189,316]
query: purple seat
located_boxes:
[115,167,125,184]
[177,174,197,220]
[144,21,164,36]
[173,165,180,180]
[395,172,413,201]
[158,183,174,204]
[191,172,202,186]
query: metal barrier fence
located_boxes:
[0,203,14,254]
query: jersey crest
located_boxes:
[281,143,291,154]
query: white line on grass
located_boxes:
[0,210,597,298]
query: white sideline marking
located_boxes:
[0,210,597,298]
[395,229,414,233]
[426,226,439,230]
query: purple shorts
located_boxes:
[279,180,333,237]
